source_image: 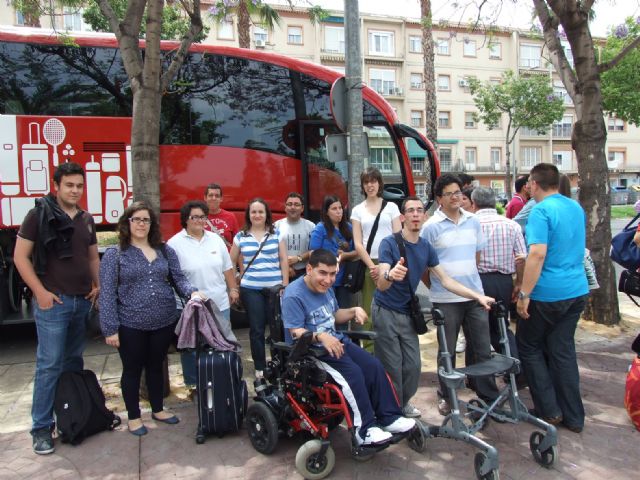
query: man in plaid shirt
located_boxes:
[471,187,526,359]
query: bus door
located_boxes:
[299,121,347,223]
[363,124,410,208]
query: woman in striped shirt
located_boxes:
[230,198,288,378]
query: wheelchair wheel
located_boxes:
[529,431,557,468]
[407,421,427,453]
[246,402,279,454]
[474,452,500,480]
[295,439,335,480]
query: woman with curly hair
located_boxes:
[99,201,203,436]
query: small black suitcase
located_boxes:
[195,348,248,443]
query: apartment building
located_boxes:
[3,3,638,194]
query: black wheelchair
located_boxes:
[424,302,558,480]
[245,286,426,480]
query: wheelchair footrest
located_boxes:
[455,353,518,377]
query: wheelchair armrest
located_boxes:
[272,341,293,352]
[344,330,377,341]
[272,340,328,358]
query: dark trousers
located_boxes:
[333,286,353,331]
[317,341,402,435]
[434,301,499,401]
[118,323,176,420]
[241,287,274,371]
[479,272,519,359]
[516,295,587,428]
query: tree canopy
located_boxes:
[469,70,564,196]
[601,16,640,125]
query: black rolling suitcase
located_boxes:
[188,299,247,444]
[195,348,248,442]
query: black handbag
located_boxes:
[344,201,387,294]
[619,269,640,307]
[393,233,428,334]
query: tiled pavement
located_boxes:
[1,293,639,479]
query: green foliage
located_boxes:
[469,70,564,140]
[82,0,208,41]
[601,16,640,126]
[207,0,281,30]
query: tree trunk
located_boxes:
[504,141,512,199]
[420,1,436,199]
[237,1,251,49]
[574,120,620,325]
[129,0,164,213]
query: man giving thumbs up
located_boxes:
[372,196,494,418]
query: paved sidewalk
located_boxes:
[1,294,638,479]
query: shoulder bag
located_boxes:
[343,200,388,294]
[239,233,270,282]
[611,213,640,270]
[393,232,428,334]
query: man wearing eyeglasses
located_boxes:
[274,192,315,281]
[420,174,500,416]
[13,162,100,455]
[373,196,494,418]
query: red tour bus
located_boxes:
[0,27,439,322]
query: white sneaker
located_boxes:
[402,403,422,418]
[382,416,416,434]
[355,426,393,446]
[255,370,264,379]
[455,333,467,353]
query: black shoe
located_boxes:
[32,429,55,455]
[561,422,583,433]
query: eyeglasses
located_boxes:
[404,208,425,214]
[189,215,207,221]
[285,202,303,207]
[441,191,463,198]
[129,217,152,225]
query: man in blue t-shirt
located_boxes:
[516,163,589,434]
[282,249,416,447]
[374,197,494,418]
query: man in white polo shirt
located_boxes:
[420,174,499,415]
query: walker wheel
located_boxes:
[474,452,500,480]
[529,431,557,467]
[407,421,427,453]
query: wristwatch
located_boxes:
[517,291,529,300]
[384,270,394,282]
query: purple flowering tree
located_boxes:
[601,16,640,126]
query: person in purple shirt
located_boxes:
[99,201,204,436]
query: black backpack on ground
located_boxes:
[54,370,121,445]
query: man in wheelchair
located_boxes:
[281,249,416,447]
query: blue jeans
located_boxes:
[516,295,587,428]
[241,288,274,371]
[180,309,230,386]
[31,295,90,432]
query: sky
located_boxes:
[281,0,640,38]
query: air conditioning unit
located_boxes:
[255,39,266,48]
[458,79,469,88]
[394,87,404,95]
